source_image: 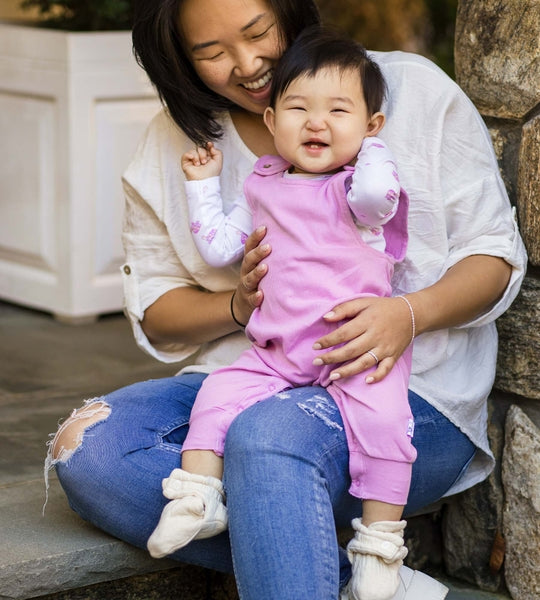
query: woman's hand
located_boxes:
[312,296,414,383]
[231,226,271,327]
[311,255,511,383]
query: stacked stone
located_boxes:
[442,2,540,599]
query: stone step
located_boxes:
[0,477,511,600]
[0,476,236,600]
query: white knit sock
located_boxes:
[346,518,408,600]
[147,468,228,558]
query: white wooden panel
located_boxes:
[0,92,57,271]
[0,24,159,318]
[94,98,161,277]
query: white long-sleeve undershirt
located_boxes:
[185,136,400,267]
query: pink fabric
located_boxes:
[185,155,416,504]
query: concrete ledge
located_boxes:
[0,477,179,600]
[0,477,512,600]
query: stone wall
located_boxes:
[442,1,540,599]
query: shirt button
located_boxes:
[123,265,131,275]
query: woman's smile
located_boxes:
[241,69,274,91]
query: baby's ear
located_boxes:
[366,112,385,137]
[263,107,276,135]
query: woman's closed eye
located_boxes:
[197,52,224,61]
[250,22,275,40]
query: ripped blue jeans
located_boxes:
[49,373,475,600]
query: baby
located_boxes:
[149,26,416,600]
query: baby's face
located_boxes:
[264,67,376,175]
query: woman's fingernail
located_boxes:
[312,357,323,366]
[261,244,270,252]
[323,311,335,319]
[329,372,341,381]
[366,376,374,384]
[313,342,322,350]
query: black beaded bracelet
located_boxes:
[230,291,247,328]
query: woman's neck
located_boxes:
[230,110,277,157]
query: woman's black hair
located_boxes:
[269,25,387,117]
[132,0,321,145]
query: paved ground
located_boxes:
[0,300,511,599]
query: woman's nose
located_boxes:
[232,45,262,78]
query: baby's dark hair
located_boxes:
[269,25,387,116]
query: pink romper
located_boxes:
[184,155,416,505]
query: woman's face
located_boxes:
[178,0,283,115]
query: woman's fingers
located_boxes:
[312,297,413,380]
[241,227,270,283]
[234,226,270,323]
[313,298,371,351]
[328,355,395,384]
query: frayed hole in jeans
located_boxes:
[43,398,110,514]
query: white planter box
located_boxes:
[0,23,161,321]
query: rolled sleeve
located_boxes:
[443,170,527,328]
[452,207,527,328]
[121,174,202,363]
[121,240,201,364]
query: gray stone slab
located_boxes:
[0,477,177,600]
[0,301,176,488]
[444,580,511,600]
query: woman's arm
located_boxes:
[142,226,270,345]
[313,254,511,382]
[407,254,511,335]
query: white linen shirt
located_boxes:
[121,51,527,497]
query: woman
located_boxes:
[47,0,527,598]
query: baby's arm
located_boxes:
[183,143,252,268]
[347,137,401,227]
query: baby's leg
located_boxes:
[182,448,224,479]
[329,366,413,600]
[362,499,403,526]
[148,353,290,559]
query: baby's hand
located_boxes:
[182,142,223,181]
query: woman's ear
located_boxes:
[365,112,385,137]
[263,106,276,135]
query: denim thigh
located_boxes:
[53,373,234,573]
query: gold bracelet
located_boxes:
[230,291,246,328]
[397,295,415,345]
